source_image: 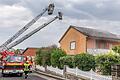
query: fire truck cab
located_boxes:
[1,51,24,76]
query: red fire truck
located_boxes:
[0,51,24,76]
[0,3,62,77]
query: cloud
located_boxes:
[0,0,120,49]
[72,0,120,20]
[13,16,120,49]
[0,5,33,28]
[0,0,20,5]
[2,0,120,20]
[0,4,33,47]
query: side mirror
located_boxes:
[58,12,62,20]
[48,3,54,15]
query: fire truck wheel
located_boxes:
[19,73,23,77]
[2,73,5,77]
[1,70,5,77]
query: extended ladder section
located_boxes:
[7,12,62,50]
[0,3,55,51]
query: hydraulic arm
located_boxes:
[0,3,54,51]
[7,12,62,49]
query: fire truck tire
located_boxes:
[2,73,5,77]
[1,69,3,73]
[1,70,4,76]
[19,73,23,77]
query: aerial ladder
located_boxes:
[0,3,62,74]
[0,3,55,51]
[7,12,62,50]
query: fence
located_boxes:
[36,65,112,80]
[36,65,45,71]
[47,66,64,75]
[67,67,112,80]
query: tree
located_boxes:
[51,48,66,69]
[74,53,95,71]
[35,49,42,65]
[35,48,51,66]
[48,44,58,48]
[14,49,21,54]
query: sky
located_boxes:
[0,0,120,49]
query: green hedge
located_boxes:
[35,47,120,76]
[60,55,75,68]
[51,48,66,69]
[74,53,95,71]
[112,46,120,54]
[35,48,51,66]
[95,51,120,75]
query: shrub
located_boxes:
[95,51,120,75]
[51,48,66,69]
[35,48,51,66]
[74,53,95,71]
[35,49,42,65]
[112,46,120,54]
[60,55,75,68]
[14,49,21,54]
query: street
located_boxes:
[0,72,57,80]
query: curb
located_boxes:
[33,69,66,80]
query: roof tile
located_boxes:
[72,26,120,40]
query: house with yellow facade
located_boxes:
[59,25,120,55]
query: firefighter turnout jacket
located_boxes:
[24,62,30,71]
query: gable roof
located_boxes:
[59,25,120,42]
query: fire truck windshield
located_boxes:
[6,55,24,62]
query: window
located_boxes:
[7,56,24,62]
[96,40,107,49]
[96,40,100,49]
[70,41,76,50]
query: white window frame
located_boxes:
[70,41,76,50]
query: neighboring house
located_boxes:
[59,25,120,55]
[22,47,53,57]
[22,48,38,58]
